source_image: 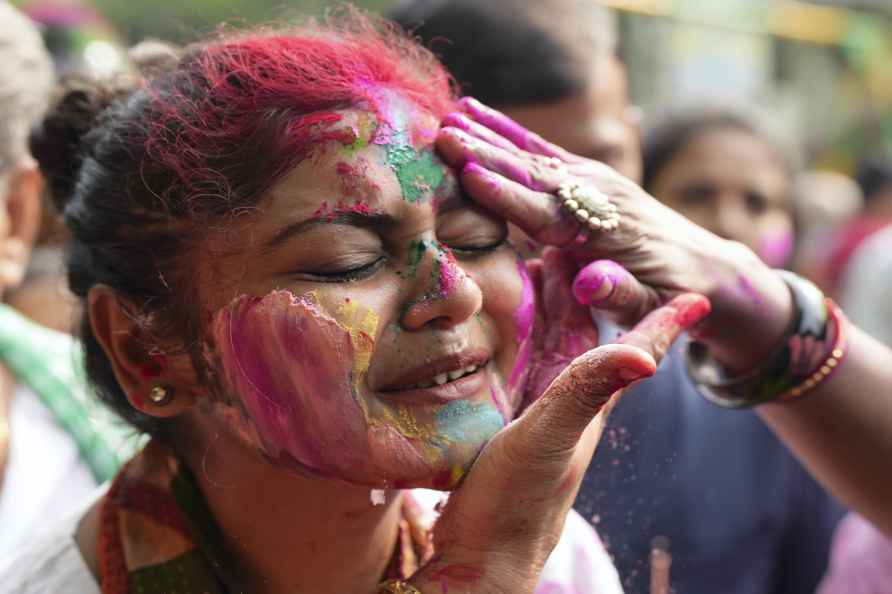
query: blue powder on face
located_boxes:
[435,400,505,444]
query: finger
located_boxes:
[441,111,522,154]
[616,292,711,363]
[460,161,580,246]
[523,344,657,455]
[437,126,563,192]
[524,249,601,408]
[572,260,662,327]
[459,97,577,161]
[541,248,600,360]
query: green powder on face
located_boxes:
[385,138,445,204]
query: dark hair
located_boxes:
[642,106,800,191]
[390,0,593,107]
[855,154,892,204]
[29,11,456,435]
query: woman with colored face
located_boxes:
[3,12,708,594]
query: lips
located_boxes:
[378,349,491,393]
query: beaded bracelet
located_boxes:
[686,271,848,408]
[378,579,424,594]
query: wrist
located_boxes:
[695,241,794,373]
[409,547,544,594]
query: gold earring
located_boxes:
[148,385,174,406]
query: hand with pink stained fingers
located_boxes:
[437,97,795,372]
[409,290,711,594]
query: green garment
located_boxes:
[0,303,142,482]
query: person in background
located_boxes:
[0,1,137,557]
[824,154,892,297]
[840,156,892,346]
[792,170,863,291]
[642,107,799,269]
[391,2,844,593]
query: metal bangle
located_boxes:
[686,270,845,408]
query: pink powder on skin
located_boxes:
[507,259,535,397]
[460,97,557,156]
[759,229,794,268]
[436,247,461,297]
[212,290,428,484]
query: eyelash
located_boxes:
[307,257,387,283]
[449,237,507,258]
[305,237,507,283]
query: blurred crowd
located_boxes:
[2,1,892,593]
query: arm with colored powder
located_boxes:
[436,97,892,538]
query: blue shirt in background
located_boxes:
[574,340,845,594]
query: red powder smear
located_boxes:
[429,564,485,586]
[335,159,381,202]
[141,16,458,210]
[431,468,456,490]
[312,199,382,222]
[137,352,168,380]
[552,465,580,498]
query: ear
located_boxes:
[88,285,199,418]
[0,160,43,292]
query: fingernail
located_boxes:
[462,161,488,177]
[674,294,712,327]
[460,96,483,111]
[443,112,471,131]
[619,367,649,382]
[572,271,613,305]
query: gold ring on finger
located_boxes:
[556,180,620,233]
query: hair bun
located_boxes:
[29,81,130,212]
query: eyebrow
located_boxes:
[262,210,396,253]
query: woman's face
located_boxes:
[193,93,533,489]
[649,127,794,267]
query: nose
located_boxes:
[399,240,483,331]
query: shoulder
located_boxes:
[0,489,103,594]
[410,490,623,594]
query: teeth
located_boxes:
[433,373,449,385]
[465,365,477,374]
[448,369,465,381]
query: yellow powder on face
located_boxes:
[335,299,380,379]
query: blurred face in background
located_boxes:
[499,53,642,183]
[648,126,795,268]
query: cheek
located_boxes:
[211,289,375,477]
[472,252,535,411]
[757,216,794,268]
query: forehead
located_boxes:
[667,128,792,198]
[264,104,449,218]
[678,128,786,177]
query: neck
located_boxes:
[176,414,402,594]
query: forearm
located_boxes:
[757,325,892,537]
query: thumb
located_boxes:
[514,292,711,459]
[518,344,657,458]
